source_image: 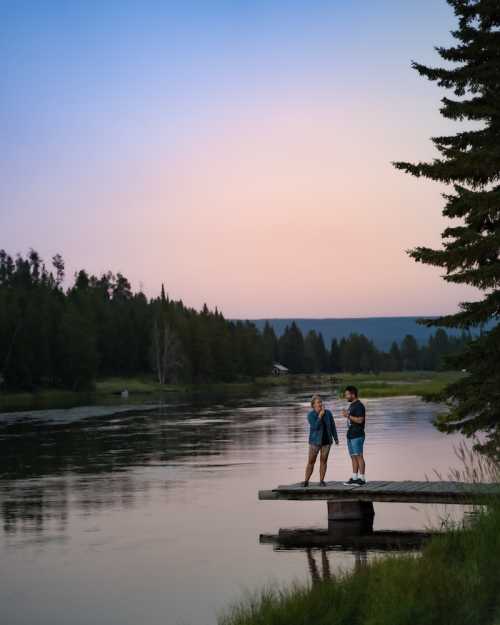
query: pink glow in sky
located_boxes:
[1,2,480,318]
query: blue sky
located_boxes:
[2,1,475,318]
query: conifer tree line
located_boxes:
[265,321,471,375]
[0,250,269,390]
[0,250,470,391]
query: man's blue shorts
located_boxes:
[347,435,365,456]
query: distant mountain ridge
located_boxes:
[248,316,477,351]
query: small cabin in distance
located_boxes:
[272,362,289,376]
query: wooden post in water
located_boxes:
[327,499,375,522]
[326,500,375,539]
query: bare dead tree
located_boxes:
[152,318,183,384]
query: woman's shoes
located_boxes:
[302,480,327,487]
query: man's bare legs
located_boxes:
[350,454,366,480]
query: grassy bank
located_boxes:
[334,370,463,399]
[220,503,500,625]
[0,371,462,412]
[256,370,463,399]
[0,376,261,412]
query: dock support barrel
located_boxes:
[327,499,375,522]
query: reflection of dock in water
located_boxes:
[260,527,435,550]
[260,526,435,584]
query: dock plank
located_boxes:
[259,480,500,505]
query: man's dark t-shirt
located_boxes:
[347,400,366,439]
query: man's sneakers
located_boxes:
[343,477,358,486]
[319,480,327,487]
[302,480,309,487]
[343,477,367,486]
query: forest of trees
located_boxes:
[0,250,269,390]
[0,250,471,392]
[268,321,470,375]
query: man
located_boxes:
[303,394,339,487]
[342,386,366,486]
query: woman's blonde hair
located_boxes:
[310,394,323,408]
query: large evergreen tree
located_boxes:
[388,341,402,371]
[329,338,342,372]
[279,322,305,373]
[401,334,419,371]
[393,0,500,456]
[262,321,279,366]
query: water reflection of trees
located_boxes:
[1,473,141,535]
[0,393,300,535]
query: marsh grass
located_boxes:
[255,371,463,398]
[336,371,463,399]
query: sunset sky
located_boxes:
[1,1,479,318]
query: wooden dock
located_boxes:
[259,480,500,506]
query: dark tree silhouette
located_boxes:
[393,0,500,457]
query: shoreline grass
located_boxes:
[0,377,262,412]
[255,370,463,399]
[0,371,462,412]
[219,502,500,625]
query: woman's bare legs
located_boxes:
[319,445,331,482]
[305,445,320,483]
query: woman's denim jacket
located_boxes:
[307,409,338,446]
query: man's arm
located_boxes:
[349,415,365,424]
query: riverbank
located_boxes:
[220,502,500,625]
[258,370,463,398]
[0,371,462,412]
[0,379,258,412]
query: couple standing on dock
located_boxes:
[303,386,366,487]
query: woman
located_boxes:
[303,394,339,487]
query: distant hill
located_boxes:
[249,317,479,351]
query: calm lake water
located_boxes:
[0,390,467,625]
